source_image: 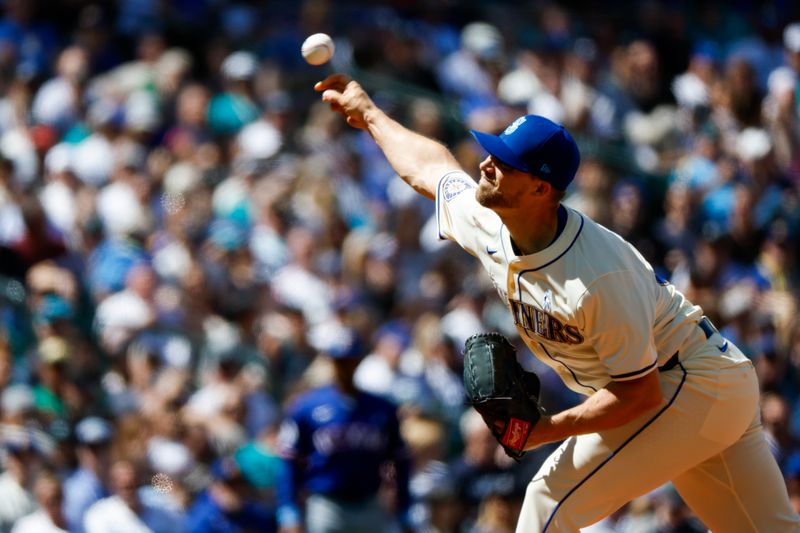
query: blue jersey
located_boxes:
[184,490,276,533]
[276,385,410,527]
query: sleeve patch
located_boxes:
[442,174,475,202]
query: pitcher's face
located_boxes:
[477,156,540,210]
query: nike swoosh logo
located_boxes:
[487,247,497,255]
[717,341,728,353]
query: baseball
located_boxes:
[301,33,335,66]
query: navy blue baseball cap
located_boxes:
[470,115,580,190]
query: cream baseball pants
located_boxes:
[516,342,800,532]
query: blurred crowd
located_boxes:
[0,0,799,532]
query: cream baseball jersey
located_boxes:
[436,170,709,394]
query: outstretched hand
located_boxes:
[314,74,375,130]
[315,73,452,200]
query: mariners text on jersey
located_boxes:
[509,298,584,345]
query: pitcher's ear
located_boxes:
[530,177,552,196]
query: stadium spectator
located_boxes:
[11,470,67,533]
[184,456,276,533]
[63,417,113,533]
[276,326,411,533]
[0,431,41,530]
[83,459,185,533]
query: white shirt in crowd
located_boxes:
[0,471,36,531]
[83,488,184,533]
[11,509,68,533]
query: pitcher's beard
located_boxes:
[476,181,512,208]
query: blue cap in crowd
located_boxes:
[471,115,580,191]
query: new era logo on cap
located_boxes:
[470,115,581,190]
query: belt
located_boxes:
[659,316,717,373]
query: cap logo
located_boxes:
[540,163,551,174]
[504,116,526,135]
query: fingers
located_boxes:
[314,73,351,92]
[321,89,342,104]
[321,90,347,119]
[317,76,367,128]
[320,89,345,116]
[322,89,346,116]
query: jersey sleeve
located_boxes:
[435,170,485,256]
[580,270,658,381]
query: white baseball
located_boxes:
[301,33,335,66]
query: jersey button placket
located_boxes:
[506,258,522,301]
[507,259,534,341]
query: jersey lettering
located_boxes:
[509,298,584,345]
[514,299,532,331]
[563,324,584,344]
[312,422,387,455]
[549,317,567,343]
[533,307,548,336]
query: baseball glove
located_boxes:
[463,332,545,459]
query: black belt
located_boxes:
[659,317,718,373]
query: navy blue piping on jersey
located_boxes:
[541,362,688,532]
[609,360,658,380]
[513,210,584,303]
[515,213,585,327]
[539,342,598,393]
[515,212,584,280]
[512,212,588,393]
[550,204,569,246]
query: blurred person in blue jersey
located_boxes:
[184,456,276,533]
[276,326,411,533]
